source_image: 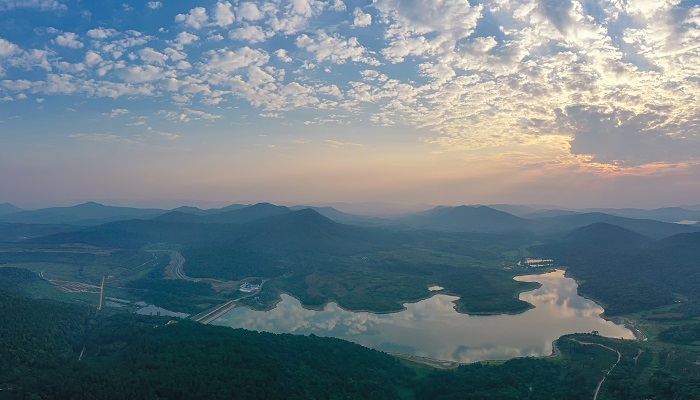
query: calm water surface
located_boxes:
[212,270,633,363]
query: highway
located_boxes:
[166,251,200,282]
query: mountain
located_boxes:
[289,205,394,227]
[0,222,79,242]
[0,202,168,225]
[533,223,652,261]
[0,202,22,216]
[401,205,530,233]
[581,207,700,223]
[532,212,700,239]
[155,203,291,224]
[531,224,700,315]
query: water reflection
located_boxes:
[213,270,633,363]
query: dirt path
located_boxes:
[569,338,621,400]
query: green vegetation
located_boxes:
[3,291,700,399]
[531,224,700,315]
[20,210,538,315]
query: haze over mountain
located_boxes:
[0,202,168,226]
[0,203,22,216]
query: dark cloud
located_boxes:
[556,105,700,166]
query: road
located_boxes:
[190,279,267,324]
[165,251,200,282]
[569,338,621,400]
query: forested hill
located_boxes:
[3,289,699,399]
[531,224,700,315]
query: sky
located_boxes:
[1,0,700,209]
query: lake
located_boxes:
[212,269,634,363]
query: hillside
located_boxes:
[155,203,291,224]
[531,224,700,314]
[402,205,530,232]
[532,212,699,239]
[0,202,167,225]
[0,202,22,215]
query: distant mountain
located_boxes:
[0,202,168,225]
[533,223,652,261]
[156,203,291,224]
[0,203,22,216]
[532,212,700,239]
[0,223,79,242]
[289,205,394,227]
[401,205,530,233]
[581,207,700,223]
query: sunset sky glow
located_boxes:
[1,0,700,208]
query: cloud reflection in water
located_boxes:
[213,270,633,363]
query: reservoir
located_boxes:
[212,270,634,363]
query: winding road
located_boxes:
[570,338,621,400]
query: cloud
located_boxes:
[0,0,66,12]
[274,49,292,63]
[158,108,221,123]
[55,32,83,48]
[213,1,235,27]
[106,108,129,118]
[175,7,209,30]
[146,1,162,10]
[0,38,19,57]
[296,31,380,65]
[70,133,124,142]
[87,28,117,39]
[556,105,700,166]
[119,65,166,82]
[229,26,271,44]
[137,47,168,65]
[353,8,371,28]
[237,2,263,21]
[203,47,269,72]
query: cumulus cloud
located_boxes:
[87,28,117,39]
[353,8,371,27]
[236,2,263,21]
[213,1,235,27]
[175,7,209,30]
[203,47,269,72]
[55,32,83,48]
[0,38,19,57]
[146,1,162,10]
[229,26,270,44]
[296,31,380,65]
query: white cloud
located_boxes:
[237,2,263,21]
[229,26,270,44]
[296,31,380,65]
[119,65,166,82]
[107,108,129,118]
[353,8,371,27]
[70,133,123,142]
[203,47,270,72]
[0,0,66,12]
[87,28,117,39]
[175,7,209,30]
[213,1,235,27]
[275,48,292,63]
[55,32,84,49]
[0,38,19,57]
[84,51,102,66]
[146,1,162,10]
[137,47,168,65]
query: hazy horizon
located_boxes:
[2,1,700,209]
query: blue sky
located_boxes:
[1,0,700,208]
